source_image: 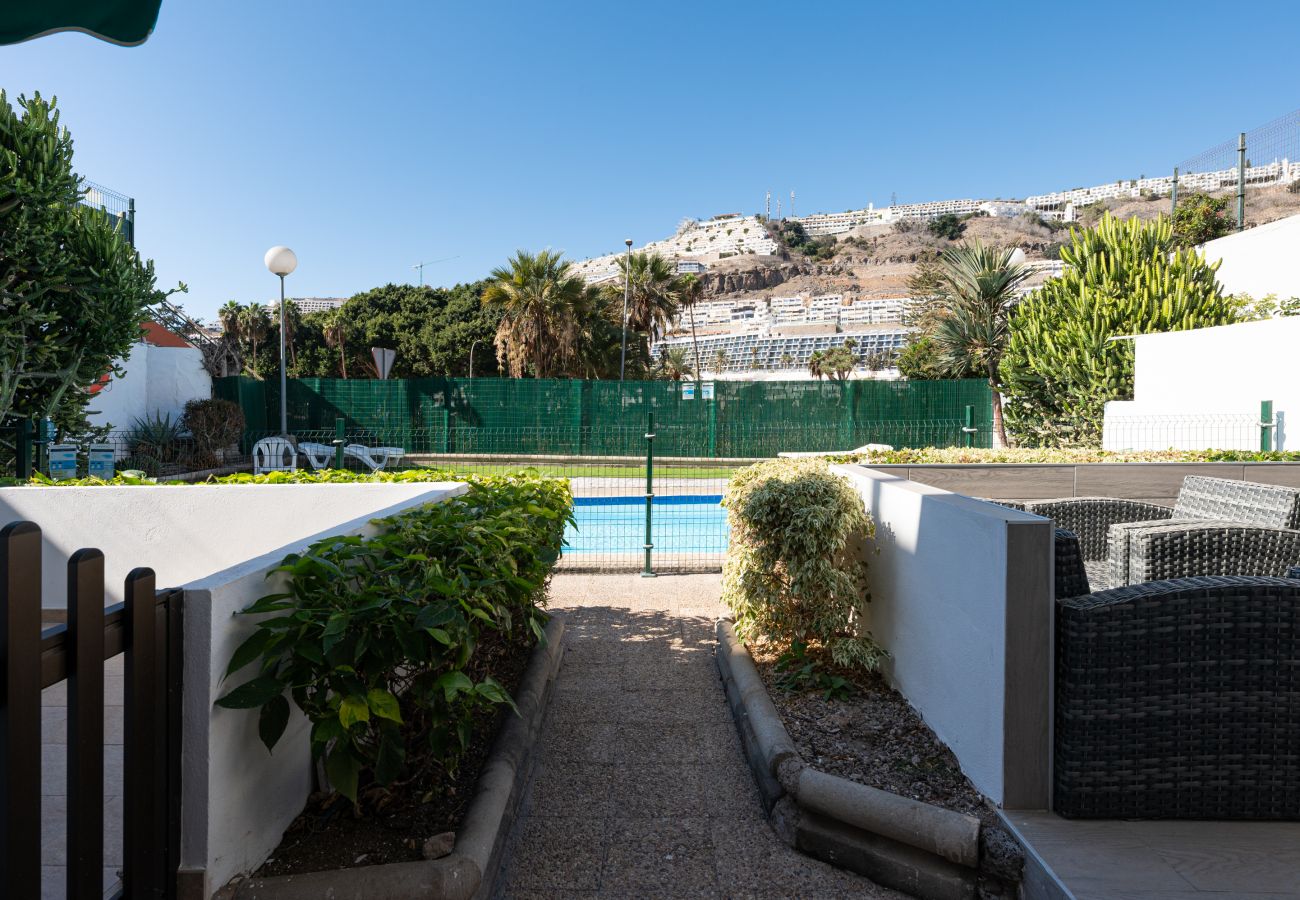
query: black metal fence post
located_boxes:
[333,416,346,469]
[123,567,160,899]
[963,405,976,448]
[14,419,33,480]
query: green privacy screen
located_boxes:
[214,376,992,457]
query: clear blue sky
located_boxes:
[3,1,1298,321]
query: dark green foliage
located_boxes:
[0,91,181,434]
[926,214,966,240]
[1171,192,1234,247]
[1001,214,1240,446]
[217,472,572,805]
[774,640,854,700]
[896,335,957,380]
[773,219,837,260]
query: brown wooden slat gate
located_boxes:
[0,521,184,899]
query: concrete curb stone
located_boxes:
[714,618,986,900]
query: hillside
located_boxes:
[689,184,1300,306]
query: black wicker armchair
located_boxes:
[1027,476,1300,590]
[1055,575,1300,819]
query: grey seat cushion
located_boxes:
[1173,476,1300,529]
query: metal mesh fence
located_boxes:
[213,375,994,457]
[1171,108,1300,227]
[13,405,1284,574]
[79,180,134,245]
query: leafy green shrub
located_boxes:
[217,472,572,805]
[721,458,880,669]
[180,398,244,467]
[1000,214,1240,446]
[124,412,186,475]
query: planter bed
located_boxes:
[716,620,1022,900]
[221,614,565,900]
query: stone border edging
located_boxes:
[224,612,567,900]
[715,618,983,900]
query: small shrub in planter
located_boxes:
[181,398,245,467]
[722,457,880,669]
[217,472,572,805]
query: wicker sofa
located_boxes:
[1055,575,1300,819]
[1025,476,1300,592]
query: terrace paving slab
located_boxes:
[493,573,903,899]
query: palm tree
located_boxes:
[218,300,244,375]
[780,352,794,368]
[929,241,1030,448]
[712,347,728,373]
[238,303,271,378]
[273,299,302,370]
[322,308,349,379]
[808,349,826,380]
[617,251,680,339]
[675,273,706,379]
[483,250,588,378]
[658,347,694,381]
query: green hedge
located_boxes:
[216,470,572,804]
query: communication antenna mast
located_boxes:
[890,191,897,208]
[765,190,771,218]
[790,190,795,218]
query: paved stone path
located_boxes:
[494,573,901,899]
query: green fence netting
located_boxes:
[213,376,993,457]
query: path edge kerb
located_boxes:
[715,617,983,899]
[226,612,567,900]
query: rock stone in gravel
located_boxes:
[422,831,455,860]
[979,826,1025,881]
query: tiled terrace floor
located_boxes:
[493,573,901,899]
[1007,810,1300,899]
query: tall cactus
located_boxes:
[1000,213,1240,446]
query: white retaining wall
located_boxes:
[833,465,1052,809]
[1103,316,1300,451]
[0,482,467,897]
[1199,212,1300,300]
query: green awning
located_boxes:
[1,0,163,47]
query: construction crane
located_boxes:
[412,255,459,286]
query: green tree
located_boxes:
[927,214,966,241]
[272,299,301,370]
[321,308,348,378]
[482,250,588,378]
[712,347,728,373]
[895,335,949,380]
[657,347,695,381]
[676,273,706,379]
[929,242,1030,447]
[614,251,680,338]
[238,303,271,378]
[0,91,180,433]
[1171,192,1234,247]
[1001,213,1240,445]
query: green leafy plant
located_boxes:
[1001,213,1240,446]
[123,412,186,475]
[722,457,881,670]
[1171,191,1234,247]
[216,472,572,806]
[774,640,854,700]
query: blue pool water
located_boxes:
[563,495,729,555]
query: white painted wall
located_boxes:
[88,341,212,430]
[832,465,1052,807]
[0,482,467,897]
[1200,212,1300,300]
[1103,316,1300,450]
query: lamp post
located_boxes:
[264,245,298,437]
[620,238,632,381]
[468,339,481,378]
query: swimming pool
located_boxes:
[562,494,729,560]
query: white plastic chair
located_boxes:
[298,441,336,470]
[343,443,406,472]
[252,437,298,474]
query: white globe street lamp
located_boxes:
[1008,247,1028,267]
[264,246,298,437]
